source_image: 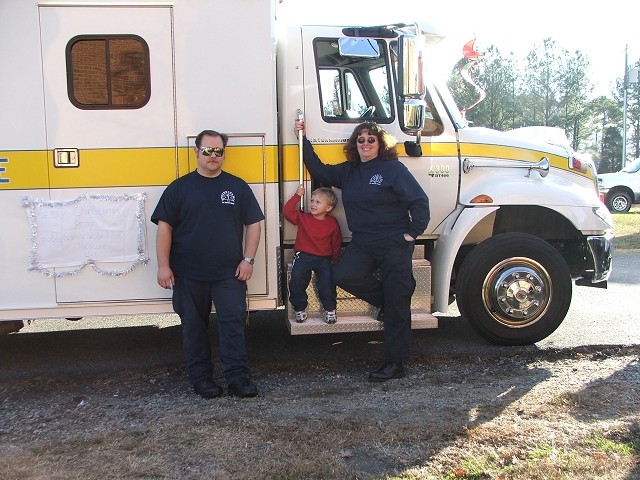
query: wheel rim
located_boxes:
[482,257,551,328]
[612,195,629,211]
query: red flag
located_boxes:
[463,38,480,60]
[459,38,485,117]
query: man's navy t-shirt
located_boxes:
[151,171,264,282]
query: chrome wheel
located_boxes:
[483,258,550,328]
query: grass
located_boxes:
[411,430,640,480]
[584,434,636,456]
[612,205,640,250]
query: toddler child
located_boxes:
[284,185,342,324]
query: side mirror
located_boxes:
[401,99,425,133]
[397,34,424,99]
[398,34,426,137]
[404,141,422,157]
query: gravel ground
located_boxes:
[1,334,638,479]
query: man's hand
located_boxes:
[157,265,175,289]
[236,260,254,281]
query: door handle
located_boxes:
[53,148,79,168]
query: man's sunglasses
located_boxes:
[357,137,377,144]
[199,146,224,157]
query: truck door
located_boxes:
[298,26,460,237]
[37,5,176,303]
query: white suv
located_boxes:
[598,158,640,213]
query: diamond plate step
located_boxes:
[283,246,434,335]
[287,311,438,335]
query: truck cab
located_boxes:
[278,21,613,344]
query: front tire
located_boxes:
[606,191,632,213]
[456,233,572,345]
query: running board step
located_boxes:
[283,247,433,335]
[287,311,438,335]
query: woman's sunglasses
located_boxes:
[200,146,224,157]
[357,137,377,144]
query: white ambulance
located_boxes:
[0,0,613,344]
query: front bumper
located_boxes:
[576,232,614,286]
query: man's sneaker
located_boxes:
[324,310,337,324]
[295,310,307,323]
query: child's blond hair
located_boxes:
[312,187,338,209]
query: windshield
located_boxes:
[621,158,640,173]
[433,80,466,128]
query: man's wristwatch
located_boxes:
[243,257,255,265]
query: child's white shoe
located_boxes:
[324,310,337,324]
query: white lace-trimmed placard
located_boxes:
[22,193,149,277]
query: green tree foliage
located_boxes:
[557,49,592,150]
[459,45,520,129]
[522,39,563,127]
[446,37,636,172]
[591,96,623,173]
[601,126,624,173]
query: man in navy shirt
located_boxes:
[152,129,264,399]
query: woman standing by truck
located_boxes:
[294,120,430,382]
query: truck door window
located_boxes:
[314,38,392,123]
[344,72,367,117]
[66,35,151,109]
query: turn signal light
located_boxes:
[469,194,493,204]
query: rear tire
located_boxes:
[0,321,24,335]
[456,233,572,345]
[606,191,632,213]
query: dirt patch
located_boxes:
[1,345,638,479]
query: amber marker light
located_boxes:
[469,194,494,204]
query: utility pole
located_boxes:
[623,44,628,170]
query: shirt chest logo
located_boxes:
[369,174,383,186]
[221,190,236,205]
